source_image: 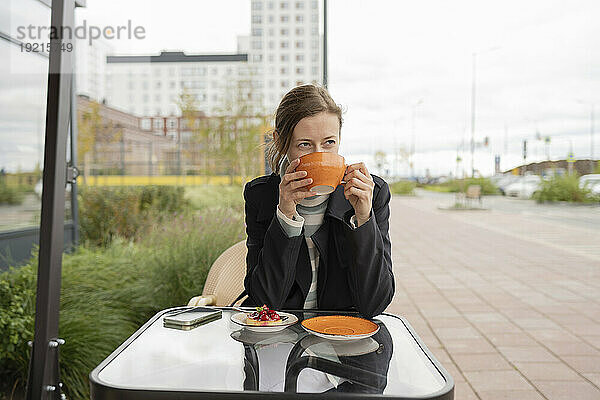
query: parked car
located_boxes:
[495,174,520,195]
[579,174,600,195]
[505,175,541,198]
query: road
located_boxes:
[386,191,600,399]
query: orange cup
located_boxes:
[296,152,346,195]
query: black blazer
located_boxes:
[242,173,394,318]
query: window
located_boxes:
[280,15,289,22]
[252,1,263,10]
[280,41,289,48]
[268,15,274,23]
[253,40,263,49]
[252,27,263,36]
[296,67,304,74]
[296,41,304,49]
[296,1,304,9]
[280,1,289,9]
[296,54,304,62]
[269,80,275,88]
[268,1,274,9]
[281,80,288,88]
[253,54,263,62]
[312,0,318,9]
[312,26,319,36]
[252,15,262,23]
[296,14,304,22]
[312,53,319,62]
[311,13,318,22]
[268,54,275,62]
[280,54,289,61]
[269,41,275,49]
[280,67,288,75]
[311,39,319,49]
[296,27,304,35]
[280,28,289,36]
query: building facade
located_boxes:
[101,0,322,118]
[105,51,254,117]
[248,0,322,112]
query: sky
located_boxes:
[2,0,599,176]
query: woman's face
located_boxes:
[286,112,340,161]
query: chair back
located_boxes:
[202,240,248,307]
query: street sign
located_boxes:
[567,152,575,163]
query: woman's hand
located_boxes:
[278,158,314,219]
[343,162,374,226]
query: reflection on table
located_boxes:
[91,308,453,400]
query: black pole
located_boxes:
[26,0,74,399]
[70,72,79,246]
[323,0,328,88]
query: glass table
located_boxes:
[90,308,454,399]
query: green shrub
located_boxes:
[423,178,498,195]
[533,174,599,203]
[0,183,25,205]
[79,186,189,247]
[0,207,245,400]
[185,185,244,212]
[389,180,416,195]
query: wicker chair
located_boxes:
[187,240,248,307]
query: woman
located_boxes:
[243,84,394,318]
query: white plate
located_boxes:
[301,325,380,341]
[230,311,298,332]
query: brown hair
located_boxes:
[266,84,343,174]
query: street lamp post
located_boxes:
[410,99,424,178]
[576,100,596,173]
[470,52,477,178]
[469,46,501,177]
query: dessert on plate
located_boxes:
[246,305,284,326]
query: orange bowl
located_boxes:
[296,152,346,195]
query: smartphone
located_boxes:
[163,307,222,330]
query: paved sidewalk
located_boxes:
[385,195,600,400]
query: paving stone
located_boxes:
[476,390,545,400]
[498,346,559,363]
[452,353,513,372]
[453,381,479,400]
[533,380,600,400]
[581,373,600,388]
[463,370,533,392]
[513,362,582,381]
[561,356,600,374]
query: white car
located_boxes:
[505,175,541,199]
[495,174,520,196]
[579,174,600,195]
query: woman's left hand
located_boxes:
[343,162,374,226]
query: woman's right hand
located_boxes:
[278,158,313,219]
